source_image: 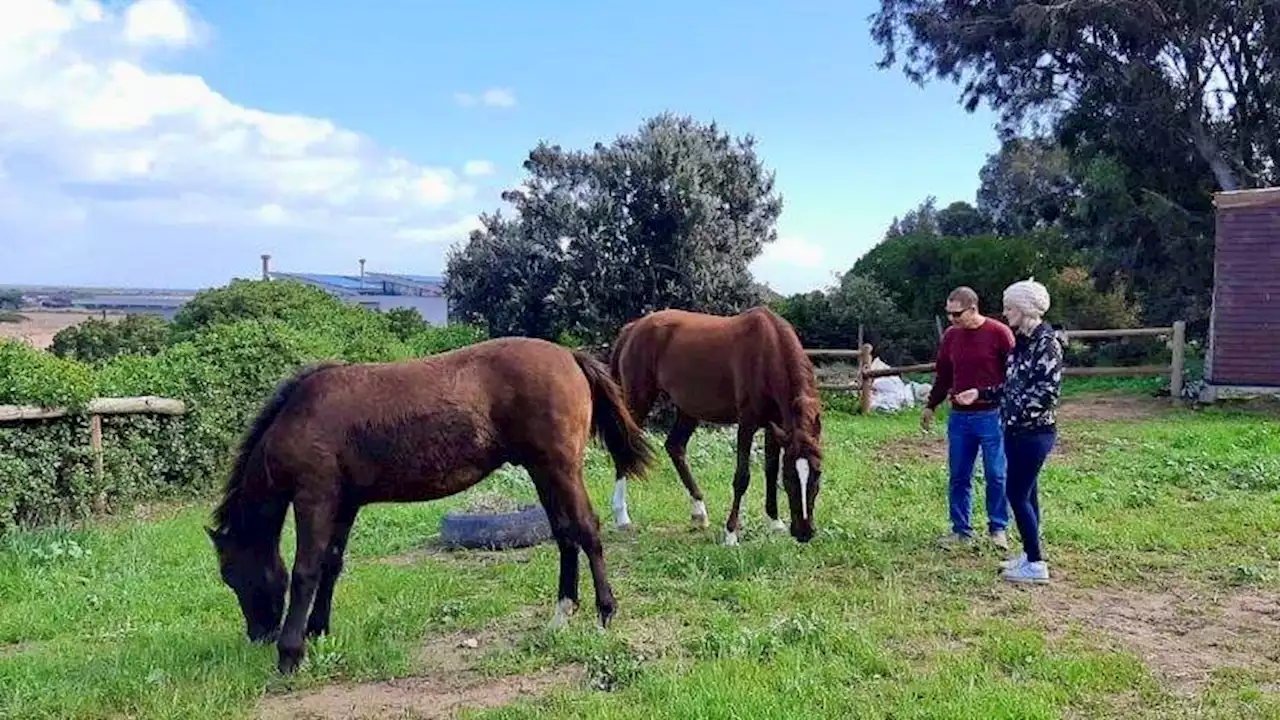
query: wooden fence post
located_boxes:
[90,414,106,512]
[858,343,874,415]
[1170,320,1187,400]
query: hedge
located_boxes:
[0,280,488,535]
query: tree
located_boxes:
[446,113,784,342]
[935,200,992,237]
[444,211,564,339]
[869,0,1280,192]
[977,137,1079,235]
[851,229,1075,324]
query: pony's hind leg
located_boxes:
[724,423,758,546]
[665,410,708,527]
[611,386,657,530]
[532,463,616,629]
[764,430,786,532]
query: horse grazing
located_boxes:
[608,306,823,545]
[206,337,655,675]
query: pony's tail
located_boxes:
[211,361,344,529]
[572,349,655,480]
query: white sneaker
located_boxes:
[1001,559,1049,584]
[999,553,1027,570]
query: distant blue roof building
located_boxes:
[269,270,450,325]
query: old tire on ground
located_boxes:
[439,504,553,550]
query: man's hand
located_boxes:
[920,407,935,431]
[953,388,979,406]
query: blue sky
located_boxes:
[1,0,1000,294]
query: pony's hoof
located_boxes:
[723,530,739,547]
[612,508,632,530]
[597,601,616,629]
[276,645,304,675]
[690,500,708,528]
[547,597,577,630]
[769,518,786,533]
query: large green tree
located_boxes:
[870,0,1280,192]
[445,113,784,342]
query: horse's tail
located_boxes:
[572,349,655,480]
[211,361,344,530]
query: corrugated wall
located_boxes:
[1209,189,1280,387]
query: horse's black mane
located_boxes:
[209,361,345,536]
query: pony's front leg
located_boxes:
[306,503,358,637]
[764,430,786,532]
[723,424,757,546]
[277,502,334,675]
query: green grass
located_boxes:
[2,387,1279,719]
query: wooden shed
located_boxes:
[1204,186,1280,399]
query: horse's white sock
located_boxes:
[611,477,631,528]
[691,498,708,523]
[548,597,577,629]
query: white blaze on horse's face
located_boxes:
[796,458,810,520]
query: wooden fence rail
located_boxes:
[0,396,188,512]
[806,321,1187,414]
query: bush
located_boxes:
[49,314,172,364]
[0,282,491,536]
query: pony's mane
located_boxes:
[760,308,823,456]
[210,361,344,537]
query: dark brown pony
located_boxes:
[607,306,823,545]
[206,337,655,674]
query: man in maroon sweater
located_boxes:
[922,287,1015,550]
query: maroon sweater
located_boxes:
[926,318,1015,412]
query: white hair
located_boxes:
[1003,277,1051,320]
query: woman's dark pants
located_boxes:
[1003,426,1056,562]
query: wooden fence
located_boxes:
[807,322,1187,414]
[0,396,187,511]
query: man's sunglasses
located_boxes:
[946,308,970,318]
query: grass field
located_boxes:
[2,382,1278,719]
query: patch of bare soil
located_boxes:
[1057,393,1168,422]
[259,619,575,720]
[0,310,121,349]
[1023,584,1280,692]
[256,665,582,720]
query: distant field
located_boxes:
[0,310,123,350]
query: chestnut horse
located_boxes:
[608,306,823,545]
[207,337,655,674]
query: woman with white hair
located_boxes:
[952,277,1063,584]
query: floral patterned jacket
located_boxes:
[977,321,1064,434]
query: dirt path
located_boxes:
[992,581,1280,694]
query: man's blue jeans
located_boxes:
[946,408,1009,536]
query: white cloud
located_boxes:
[123,0,196,47]
[758,235,824,269]
[462,160,494,177]
[394,215,483,244]
[453,88,517,108]
[0,0,485,286]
